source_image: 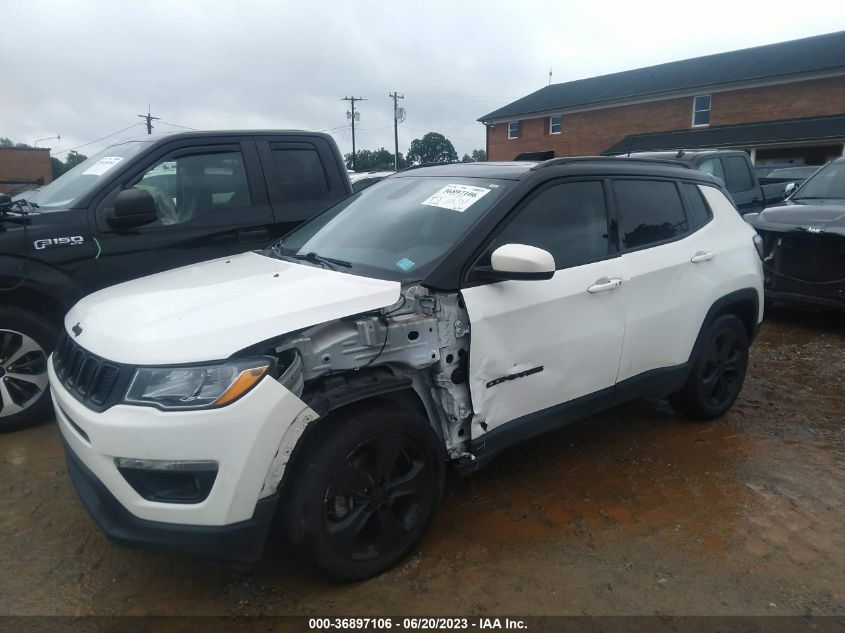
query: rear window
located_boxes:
[613,179,689,249]
[270,147,329,202]
[722,156,754,192]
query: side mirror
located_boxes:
[106,188,158,229]
[784,182,798,198]
[475,243,556,281]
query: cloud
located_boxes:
[1,0,842,159]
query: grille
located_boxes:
[52,332,123,409]
[769,233,845,302]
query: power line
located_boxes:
[158,120,198,131]
[50,122,145,156]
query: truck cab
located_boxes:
[0,130,350,431]
[627,149,787,214]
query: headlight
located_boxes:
[124,358,271,410]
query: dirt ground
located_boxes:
[1,307,843,619]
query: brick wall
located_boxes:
[487,75,845,160]
[0,148,53,194]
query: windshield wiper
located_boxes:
[289,251,352,270]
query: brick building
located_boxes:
[0,147,52,194]
[480,31,845,167]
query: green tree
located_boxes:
[345,147,406,171]
[51,157,65,179]
[0,137,13,147]
[65,151,87,169]
[406,132,458,165]
[471,149,487,162]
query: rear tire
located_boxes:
[0,307,57,433]
[284,402,445,581]
[669,314,749,421]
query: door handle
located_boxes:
[690,251,714,263]
[238,228,271,242]
[587,277,623,294]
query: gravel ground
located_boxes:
[0,307,843,619]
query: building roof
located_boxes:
[479,31,845,122]
[603,114,845,154]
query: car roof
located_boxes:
[625,149,745,161]
[395,157,717,183]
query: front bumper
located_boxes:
[62,435,277,563]
[50,354,316,560]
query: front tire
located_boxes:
[669,314,749,421]
[0,307,57,433]
[285,402,445,581]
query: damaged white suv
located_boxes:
[51,158,764,580]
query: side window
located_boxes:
[134,152,251,226]
[699,158,725,184]
[613,179,689,249]
[722,155,754,192]
[486,181,609,270]
[682,183,712,229]
[269,148,329,202]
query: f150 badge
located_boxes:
[33,236,85,250]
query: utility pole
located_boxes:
[137,104,160,135]
[341,96,365,170]
[389,92,405,171]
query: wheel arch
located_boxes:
[275,373,446,501]
[688,288,760,365]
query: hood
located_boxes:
[65,251,400,365]
[745,200,845,236]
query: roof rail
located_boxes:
[531,156,695,171]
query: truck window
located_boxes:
[699,158,725,184]
[135,152,251,225]
[269,147,329,202]
[722,156,754,193]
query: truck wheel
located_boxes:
[669,314,749,421]
[0,307,57,433]
[285,402,445,581]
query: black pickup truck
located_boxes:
[626,149,788,214]
[0,130,350,430]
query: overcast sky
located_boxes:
[1,0,843,161]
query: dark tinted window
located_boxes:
[270,148,329,202]
[722,155,753,192]
[683,183,711,229]
[614,180,688,249]
[488,181,609,269]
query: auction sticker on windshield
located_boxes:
[422,183,491,212]
[82,156,125,176]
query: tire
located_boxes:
[0,307,58,433]
[669,314,749,421]
[284,402,445,581]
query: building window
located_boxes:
[692,95,711,127]
[507,121,519,139]
[549,115,562,134]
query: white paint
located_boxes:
[490,243,555,274]
[463,185,763,437]
[81,156,124,176]
[462,257,628,435]
[616,186,763,381]
[52,360,317,525]
[421,183,491,213]
[65,251,400,365]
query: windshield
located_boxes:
[270,176,514,281]
[792,161,845,200]
[22,141,150,209]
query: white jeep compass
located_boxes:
[50,158,764,580]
